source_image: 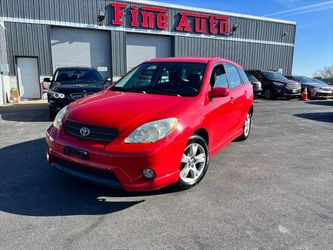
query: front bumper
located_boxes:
[275,88,301,97]
[311,90,333,99]
[46,126,186,191]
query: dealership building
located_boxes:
[0,0,296,104]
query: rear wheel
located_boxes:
[177,135,209,190]
[238,112,252,141]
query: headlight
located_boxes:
[314,88,321,92]
[50,90,65,99]
[124,118,178,144]
[53,106,68,129]
[273,82,285,87]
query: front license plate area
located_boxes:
[64,146,89,160]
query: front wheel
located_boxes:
[238,112,252,141]
[177,135,210,190]
[264,89,274,100]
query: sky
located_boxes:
[153,0,333,77]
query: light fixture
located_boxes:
[229,23,239,36]
[97,11,106,26]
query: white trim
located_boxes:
[124,0,296,25]
[0,17,295,47]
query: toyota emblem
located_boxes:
[80,127,90,137]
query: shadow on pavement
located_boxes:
[306,100,333,106]
[0,138,178,217]
[294,112,333,123]
[0,103,51,122]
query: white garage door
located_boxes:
[17,57,40,99]
[126,33,172,71]
[51,27,111,78]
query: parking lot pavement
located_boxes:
[0,99,332,250]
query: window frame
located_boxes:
[210,63,230,89]
[224,63,242,90]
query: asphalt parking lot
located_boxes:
[0,99,332,250]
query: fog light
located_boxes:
[142,168,155,179]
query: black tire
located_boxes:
[49,110,56,120]
[264,89,274,100]
[177,135,210,190]
[238,111,252,141]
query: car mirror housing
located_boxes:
[209,87,230,99]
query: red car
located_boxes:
[46,58,254,191]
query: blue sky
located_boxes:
[154,0,333,76]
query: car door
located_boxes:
[224,63,245,134]
[205,64,234,149]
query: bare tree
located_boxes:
[313,65,333,85]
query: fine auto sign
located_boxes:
[111,2,230,36]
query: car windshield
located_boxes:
[247,74,258,82]
[54,68,104,84]
[294,76,314,84]
[112,62,207,97]
[263,72,288,82]
[312,78,328,85]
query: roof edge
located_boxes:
[123,0,296,25]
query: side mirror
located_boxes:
[42,78,52,91]
[105,77,112,82]
[209,87,230,99]
[43,77,51,82]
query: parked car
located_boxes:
[246,73,262,97]
[285,75,333,99]
[246,70,301,100]
[46,57,254,191]
[46,67,111,118]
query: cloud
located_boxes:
[265,1,333,17]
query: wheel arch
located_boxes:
[193,128,209,145]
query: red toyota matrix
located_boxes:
[46,58,254,191]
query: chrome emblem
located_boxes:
[80,127,90,137]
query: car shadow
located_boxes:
[294,112,333,123]
[0,138,180,217]
[306,100,333,107]
[0,103,52,122]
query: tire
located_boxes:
[238,111,252,141]
[177,135,210,190]
[264,89,274,100]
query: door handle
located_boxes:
[230,96,234,104]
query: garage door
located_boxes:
[126,33,172,71]
[51,27,111,78]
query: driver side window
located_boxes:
[210,65,228,88]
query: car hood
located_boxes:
[51,82,105,94]
[66,90,195,133]
[300,82,330,88]
[272,79,297,85]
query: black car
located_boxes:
[45,67,111,118]
[246,73,262,97]
[246,70,301,100]
[285,75,333,99]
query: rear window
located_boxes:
[225,64,242,89]
[237,68,249,84]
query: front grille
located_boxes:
[70,93,84,100]
[320,87,332,92]
[286,83,300,90]
[64,120,119,142]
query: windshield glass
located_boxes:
[294,76,315,84]
[112,62,207,97]
[246,74,258,82]
[54,68,103,84]
[312,78,328,85]
[263,72,288,82]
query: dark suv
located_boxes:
[45,67,111,118]
[246,70,301,100]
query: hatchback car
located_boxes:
[46,67,111,118]
[285,75,333,99]
[246,70,301,100]
[46,58,254,191]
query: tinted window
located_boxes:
[237,68,249,84]
[225,64,242,89]
[247,74,258,82]
[263,71,288,82]
[113,62,206,97]
[54,68,103,84]
[210,65,228,88]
